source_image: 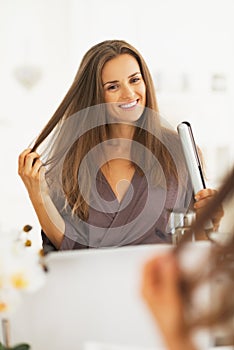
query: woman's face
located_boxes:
[102,54,146,122]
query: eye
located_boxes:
[107,84,119,91]
[130,76,141,84]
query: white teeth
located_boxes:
[120,100,137,109]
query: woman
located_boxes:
[18,40,221,252]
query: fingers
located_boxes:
[24,152,41,173]
[18,148,41,176]
[194,188,224,231]
[194,188,217,209]
[31,158,43,176]
[18,148,31,174]
[194,188,216,201]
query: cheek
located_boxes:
[139,84,146,103]
[104,92,120,104]
[104,92,114,103]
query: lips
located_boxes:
[119,99,138,109]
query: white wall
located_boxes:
[0,0,72,239]
[1,0,234,239]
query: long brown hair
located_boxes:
[31,40,185,220]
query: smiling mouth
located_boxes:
[119,99,139,109]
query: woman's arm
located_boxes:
[141,253,197,350]
[18,148,65,249]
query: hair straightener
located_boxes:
[177,121,213,230]
[177,121,206,194]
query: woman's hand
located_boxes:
[18,148,48,201]
[141,253,197,350]
[142,254,185,338]
[18,148,65,249]
[194,189,224,232]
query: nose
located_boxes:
[120,83,135,99]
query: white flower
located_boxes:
[0,287,21,317]
[0,227,46,316]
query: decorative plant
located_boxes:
[0,226,46,349]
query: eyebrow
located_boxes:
[103,72,141,86]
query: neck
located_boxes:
[108,123,135,140]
